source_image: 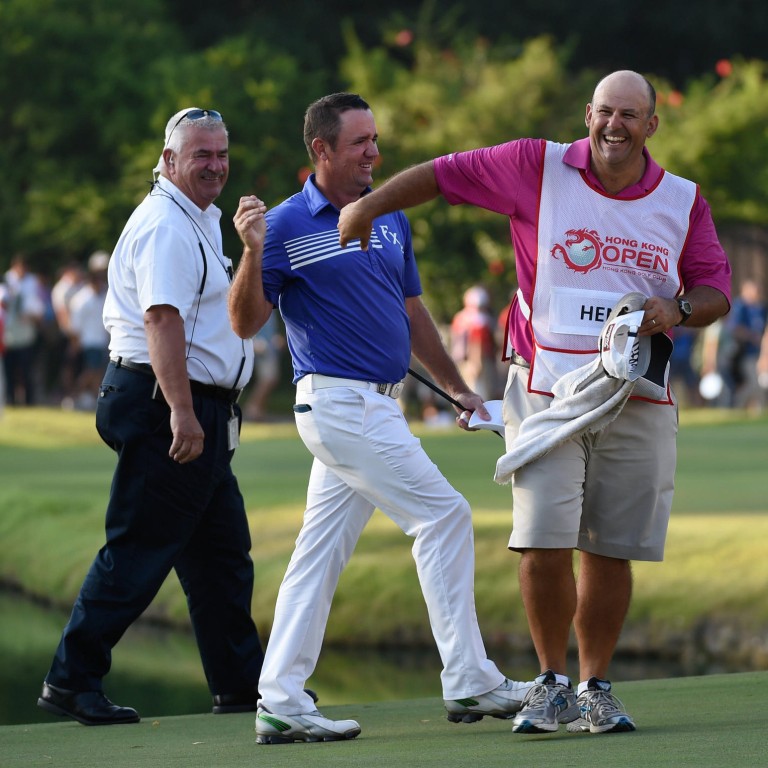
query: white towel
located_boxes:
[493,356,635,484]
[492,291,674,485]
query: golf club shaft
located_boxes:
[407,367,465,410]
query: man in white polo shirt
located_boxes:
[38,108,266,725]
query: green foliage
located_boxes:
[0,0,330,269]
[137,33,331,256]
[0,0,177,270]
[2,0,767,312]
[650,59,768,225]
[340,32,597,317]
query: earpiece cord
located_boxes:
[148,180,247,391]
[149,181,232,283]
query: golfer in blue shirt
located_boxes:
[229,92,531,744]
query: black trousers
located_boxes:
[46,363,264,695]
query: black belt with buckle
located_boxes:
[112,358,242,404]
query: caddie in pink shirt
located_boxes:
[338,69,731,735]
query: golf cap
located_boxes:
[599,292,673,387]
[463,285,490,309]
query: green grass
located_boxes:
[1,406,767,650]
[1,672,765,768]
[0,409,768,646]
[1,406,767,752]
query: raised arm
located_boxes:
[229,195,273,339]
[338,160,440,250]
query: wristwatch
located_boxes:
[676,297,693,325]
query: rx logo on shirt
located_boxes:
[378,224,404,252]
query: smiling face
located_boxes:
[164,125,229,210]
[585,71,658,189]
[312,108,379,209]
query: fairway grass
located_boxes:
[1,672,764,768]
[1,407,767,657]
[1,407,767,739]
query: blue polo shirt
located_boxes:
[262,175,422,383]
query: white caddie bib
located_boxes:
[527,141,695,401]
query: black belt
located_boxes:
[112,357,242,404]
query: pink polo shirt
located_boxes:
[434,137,732,362]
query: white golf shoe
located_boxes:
[445,677,534,723]
[255,705,361,744]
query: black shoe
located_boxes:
[37,681,140,726]
[212,687,319,714]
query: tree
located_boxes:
[165,0,768,88]
[339,28,595,318]
[0,0,328,272]
[129,33,330,258]
[0,0,179,271]
[648,59,768,225]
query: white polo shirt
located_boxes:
[103,176,253,390]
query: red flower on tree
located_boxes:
[715,59,733,78]
[488,260,505,276]
[394,29,413,47]
[667,90,684,107]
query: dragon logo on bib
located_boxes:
[551,228,603,274]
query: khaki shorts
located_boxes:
[503,364,678,562]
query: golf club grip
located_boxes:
[407,367,504,440]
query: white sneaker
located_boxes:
[445,678,534,723]
[255,706,361,744]
[566,677,636,733]
[511,670,579,733]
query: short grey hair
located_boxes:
[153,112,228,176]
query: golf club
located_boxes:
[407,367,503,439]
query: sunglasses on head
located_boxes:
[165,109,224,147]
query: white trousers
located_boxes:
[258,379,503,713]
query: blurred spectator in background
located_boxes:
[67,251,111,410]
[242,310,284,422]
[756,323,768,410]
[51,261,86,406]
[728,278,767,412]
[668,325,703,407]
[36,268,66,404]
[3,254,45,406]
[404,356,457,427]
[696,318,731,406]
[450,285,499,401]
[0,289,5,417]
